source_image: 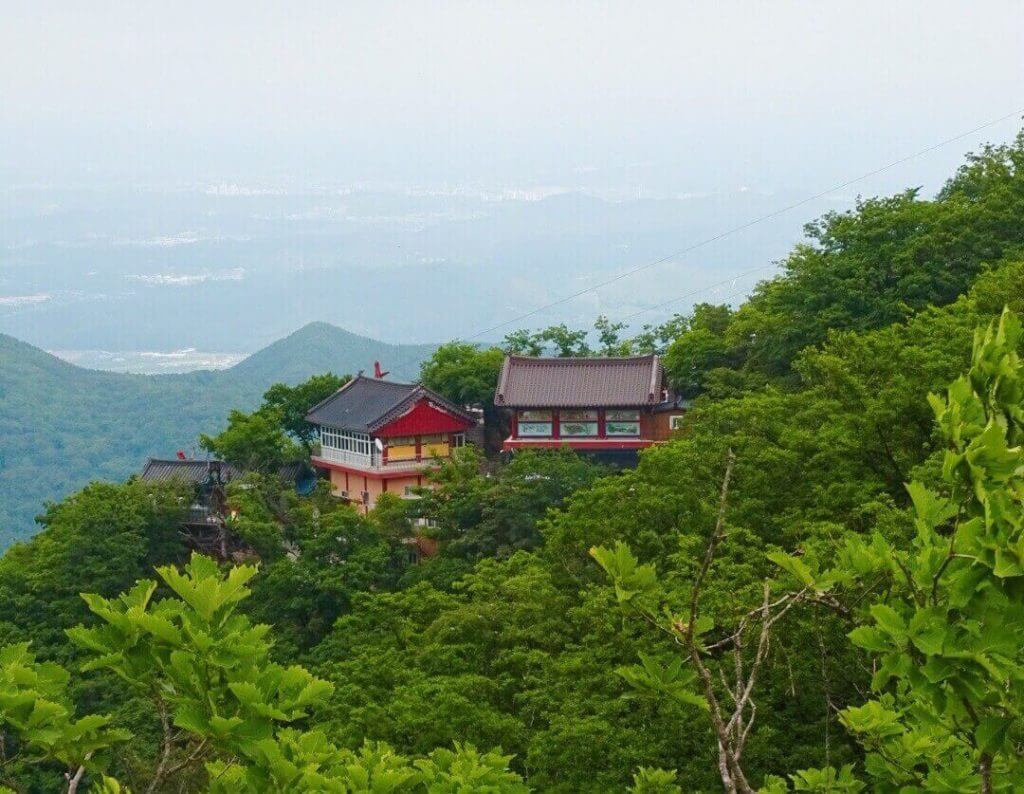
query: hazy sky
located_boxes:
[3,1,1024,358]
[3,1,1023,193]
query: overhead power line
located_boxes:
[458,107,1024,342]
[378,108,1022,378]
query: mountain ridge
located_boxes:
[230,321,436,383]
[0,324,438,548]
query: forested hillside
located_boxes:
[0,324,434,547]
[2,133,1024,792]
[229,322,433,384]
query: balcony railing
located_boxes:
[316,445,441,472]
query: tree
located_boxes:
[246,496,408,654]
[0,643,128,793]
[412,447,607,559]
[0,480,188,658]
[55,554,529,793]
[662,303,737,396]
[627,314,689,356]
[261,373,349,446]
[591,451,817,793]
[594,315,629,355]
[200,408,299,473]
[770,308,1024,791]
[664,132,1024,389]
[503,325,592,357]
[420,342,506,450]
[420,343,504,408]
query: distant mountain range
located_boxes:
[0,323,436,548]
[0,184,836,353]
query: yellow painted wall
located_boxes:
[422,442,449,458]
[387,444,418,460]
[385,438,451,461]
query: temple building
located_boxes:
[493,354,688,464]
[306,375,478,512]
[138,457,311,558]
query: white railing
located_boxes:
[316,445,441,472]
[317,446,374,468]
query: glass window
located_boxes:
[606,410,639,421]
[606,421,640,436]
[519,409,552,421]
[560,410,598,421]
[518,421,552,437]
[560,421,598,436]
[560,422,598,436]
[558,409,597,437]
[320,428,370,456]
[669,415,686,430]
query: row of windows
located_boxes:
[321,429,467,455]
[517,410,641,438]
[319,427,372,456]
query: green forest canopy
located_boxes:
[2,132,1024,791]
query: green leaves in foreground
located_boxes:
[68,554,328,762]
[760,764,865,793]
[0,643,128,784]
[770,308,1024,790]
[56,552,531,791]
[590,541,659,604]
[204,734,529,793]
[616,654,707,710]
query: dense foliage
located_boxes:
[0,323,433,547]
[4,132,1024,791]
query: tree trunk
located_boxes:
[718,741,738,794]
[979,752,993,794]
[66,765,86,794]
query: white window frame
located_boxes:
[319,426,372,457]
[669,415,685,430]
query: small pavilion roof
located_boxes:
[140,458,238,484]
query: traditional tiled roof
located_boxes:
[140,458,309,484]
[305,375,475,433]
[140,458,239,485]
[494,354,667,408]
[652,396,692,413]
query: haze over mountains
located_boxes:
[0,322,435,548]
[2,183,854,359]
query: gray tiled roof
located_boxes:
[140,459,239,484]
[140,458,309,483]
[494,354,666,408]
[305,375,475,433]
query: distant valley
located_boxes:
[0,322,435,548]
[0,183,846,354]
[49,348,248,374]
